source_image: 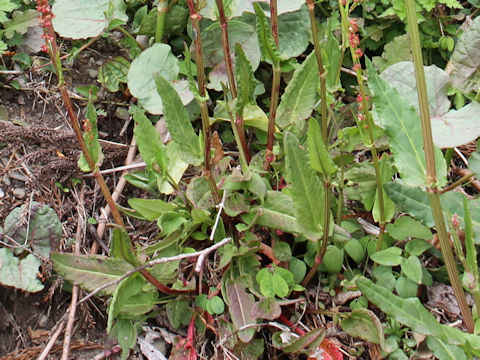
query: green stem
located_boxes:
[405,0,474,333]
[117,26,145,51]
[187,0,221,204]
[339,0,385,251]
[155,0,168,43]
[214,0,250,164]
[439,171,475,194]
[336,152,345,224]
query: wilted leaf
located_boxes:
[98,57,130,92]
[272,328,325,354]
[340,308,384,348]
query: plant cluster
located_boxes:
[1,0,480,359]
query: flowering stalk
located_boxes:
[37,0,188,296]
[339,0,386,251]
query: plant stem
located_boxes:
[439,171,475,194]
[339,0,386,251]
[264,0,281,170]
[187,0,221,204]
[302,0,332,287]
[405,0,474,333]
[306,0,328,141]
[117,25,145,51]
[155,0,168,43]
[214,0,250,164]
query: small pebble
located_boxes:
[1,157,9,166]
[88,69,98,79]
[12,187,26,199]
[38,314,49,328]
[2,176,11,186]
[9,171,27,182]
[18,95,26,105]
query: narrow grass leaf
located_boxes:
[253,3,281,66]
[235,43,256,116]
[78,100,104,172]
[307,118,337,175]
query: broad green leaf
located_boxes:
[110,319,136,360]
[381,61,480,148]
[426,336,467,360]
[127,44,186,114]
[212,101,269,132]
[385,182,480,239]
[448,15,480,94]
[396,275,418,298]
[276,51,319,128]
[127,198,175,221]
[3,202,62,258]
[186,176,215,210]
[235,43,255,116]
[110,227,139,266]
[367,59,446,187]
[254,2,281,65]
[0,249,44,292]
[284,132,325,240]
[272,272,289,298]
[405,239,432,257]
[372,34,412,72]
[166,298,191,329]
[78,100,104,172]
[323,29,342,92]
[98,57,130,92]
[51,253,134,295]
[108,273,157,332]
[257,268,275,298]
[289,258,306,283]
[154,73,202,165]
[307,118,337,175]
[224,277,256,343]
[52,0,127,39]
[372,156,395,223]
[276,5,310,59]
[157,142,189,195]
[2,9,38,39]
[322,245,344,273]
[357,277,480,354]
[463,197,478,291]
[386,216,433,241]
[401,255,422,284]
[252,190,300,234]
[345,238,365,263]
[340,308,384,348]
[201,20,260,91]
[133,110,168,179]
[206,296,225,315]
[370,247,403,266]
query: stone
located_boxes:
[88,69,98,79]
[12,187,26,199]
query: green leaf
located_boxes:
[224,277,257,343]
[289,258,306,283]
[272,272,289,298]
[127,198,175,221]
[401,255,422,284]
[386,216,433,241]
[367,59,446,187]
[252,191,300,234]
[307,118,337,175]
[372,34,412,72]
[276,5,310,59]
[166,298,191,329]
[206,296,225,315]
[98,57,130,92]
[273,241,292,262]
[324,29,342,92]
[322,245,344,273]
[127,44,188,114]
[463,197,478,291]
[78,100,104,172]
[345,238,365,263]
[110,319,136,360]
[357,277,480,354]
[0,249,44,292]
[257,268,275,298]
[276,51,319,128]
[51,253,134,295]
[235,43,256,116]
[405,239,432,257]
[284,132,326,240]
[426,336,467,360]
[449,15,480,94]
[370,247,403,266]
[340,308,384,348]
[253,2,281,66]
[110,226,139,267]
[2,9,38,39]
[381,62,480,148]
[201,20,260,91]
[133,110,168,180]
[154,73,202,165]
[183,44,208,103]
[52,0,127,39]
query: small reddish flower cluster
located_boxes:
[356,93,370,122]
[348,18,363,58]
[82,118,94,140]
[36,0,55,53]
